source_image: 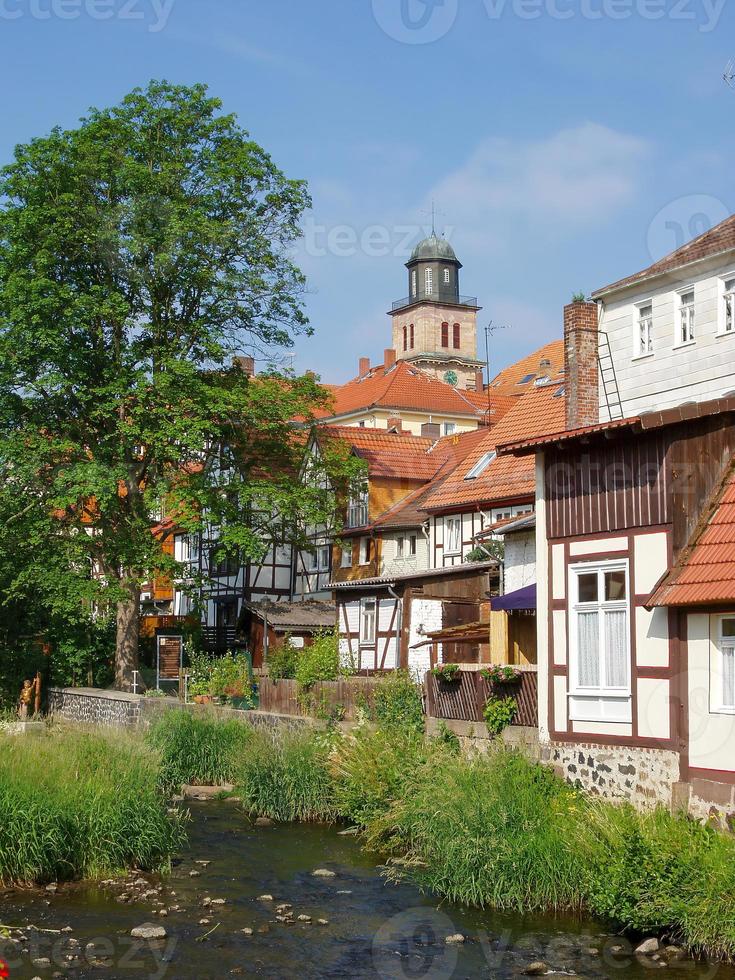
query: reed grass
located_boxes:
[235,729,337,823]
[0,729,186,885]
[147,708,253,791]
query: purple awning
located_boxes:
[490,583,536,611]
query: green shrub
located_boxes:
[371,671,424,736]
[294,630,342,689]
[147,709,253,790]
[266,642,298,680]
[0,729,185,885]
[380,748,587,912]
[483,695,517,735]
[236,730,336,823]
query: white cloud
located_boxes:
[426,123,650,240]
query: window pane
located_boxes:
[724,648,735,708]
[578,611,600,687]
[722,619,735,638]
[577,573,598,602]
[604,610,628,687]
[605,570,627,601]
[681,291,694,306]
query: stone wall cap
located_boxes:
[49,686,144,703]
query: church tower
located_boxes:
[390,233,484,389]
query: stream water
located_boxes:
[1,800,732,980]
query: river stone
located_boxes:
[131,924,167,940]
[255,816,274,827]
[199,918,211,926]
[258,894,274,901]
[636,938,660,955]
[241,927,253,936]
[316,919,329,926]
[523,963,548,976]
[297,914,312,923]
[189,870,201,877]
[32,959,51,968]
[312,869,336,878]
[445,934,465,944]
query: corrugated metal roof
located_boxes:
[244,600,336,630]
[327,560,497,590]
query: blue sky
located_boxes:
[1,0,734,381]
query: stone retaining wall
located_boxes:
[47,687,143,728]
[47,687,319,733]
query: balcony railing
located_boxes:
[391,294,478,312]
[202,626,241,653]
[346,501,369,529]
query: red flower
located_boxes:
[0,959,9,979]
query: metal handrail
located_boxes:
[391,294,478,312]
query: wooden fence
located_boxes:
[424,666,538,728]
[255,675,382,720]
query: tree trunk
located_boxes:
[115,581,140,691]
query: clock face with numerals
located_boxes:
[443,370,458,387]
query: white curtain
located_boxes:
[578,611,599,687]
[723,647,735,708]
[604,610,628,688]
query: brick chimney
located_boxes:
[359,356,370,376]
[387,416,403,432]
[232,355,255,377]
[564,301,599,429]
[384,348,397,369]
[421,422,441,440]
[472,369,485,392]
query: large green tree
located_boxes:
[0,81,342,689]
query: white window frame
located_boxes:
[425,267,433,295]
[340,544,352,568]
[443,267,450,284]
[718,274,735,337]
[318,545,331,571]
[396,536,405,559]
[633,299,654,359]
[675,286,696,347]
[443,422,456,436]
[411,270,417,297]
[445,516,461,555]
[360,598,376,646]
[359,537,371,565]
[714,615,735,713]
[568,559,632,723]
[409,534,417,557]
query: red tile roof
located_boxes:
[317,359,510,420]
[488,340,565,399]
[594,213,735,298]
[318,425,433,453]
[648,459,735,607]
[421,383,567,511]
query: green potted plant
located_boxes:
[431,663,461,683]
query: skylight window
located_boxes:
[465,451,497,480]
[517,374,535,385]
[534,375,550,387]
[553,386,566,398]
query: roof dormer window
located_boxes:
[465,451,497,480]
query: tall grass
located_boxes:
[0,729,186,885]
[147,709,253,791]
[377,748,588,912]
[236,729,337,823]
[581,801,735,959]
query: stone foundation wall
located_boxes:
[687,777,735,829]
[425,716,541,759]
[542,740,681,810]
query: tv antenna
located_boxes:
[420,201,446,236]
